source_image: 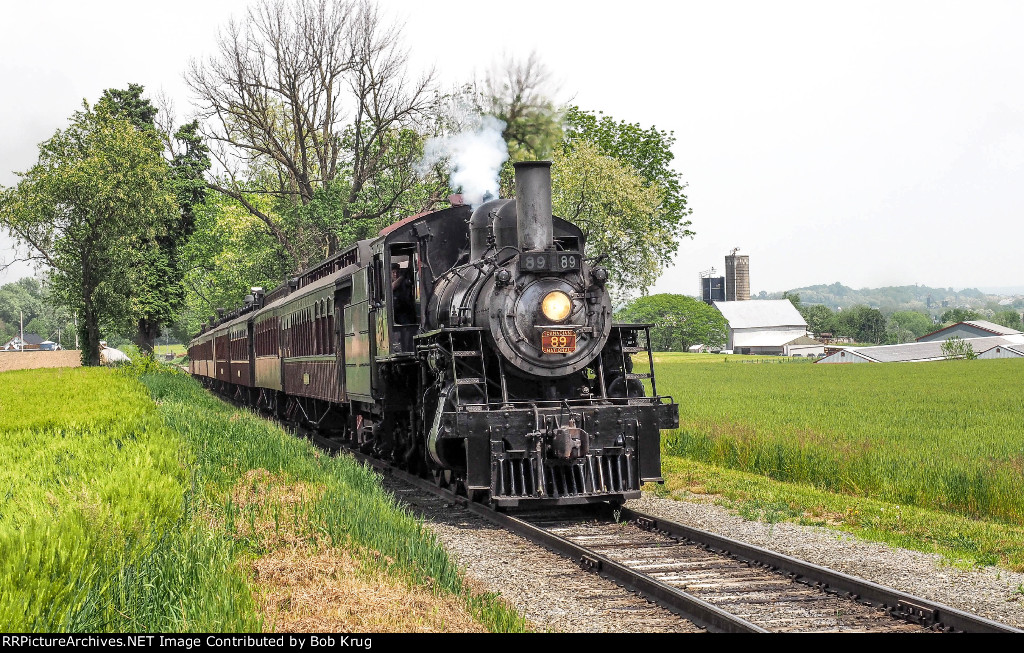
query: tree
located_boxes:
[991,309,1023,331]
[834,305,886,344]
[479,51,563,163]
[800,304,836,337]
[940,308,982,324]
[563,106,692,241]
[187,0,435,266]
[173,191,292,340]
[615,294,727,351]
[941,336,977,360]
[888,310,935,340]
[99,85,211,356]
[0,100,178,365]
[0,276,76,348]
[559,106,693,298]
[783,291,802,311]
[550,142,669,299]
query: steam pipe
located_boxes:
[514,161,553,252]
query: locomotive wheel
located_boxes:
[433,468,453,489]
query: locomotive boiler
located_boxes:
[189,161,678,507]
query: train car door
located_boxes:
[344,266,373,402]
[334,281,352,402]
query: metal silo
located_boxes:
[725,248,750,301]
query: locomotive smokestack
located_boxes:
[514,161,553,252]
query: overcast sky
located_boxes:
[2,0,1022,295]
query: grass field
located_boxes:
[0,365,527,632]
[0,367,258,631]
[641,352,1024,568]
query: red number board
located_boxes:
[541,329,577,354]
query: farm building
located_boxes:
[817,334,1024,363]
[713,300,822,356]
[917,320,1022,342]
[1,333,45,351]
[977,343,1024,359]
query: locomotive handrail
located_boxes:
[414,326,485,340]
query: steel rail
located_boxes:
[331,440,763,633]
[618,506,1022,634]
[309,432,1021,634]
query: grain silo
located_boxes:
[725,248,750,301]
[699,268,726,305]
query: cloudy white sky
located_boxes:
[2,0,1022,295]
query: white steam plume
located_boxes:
[419,115,509,207]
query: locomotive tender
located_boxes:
[189,161,678,507]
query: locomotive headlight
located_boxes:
[541,291,573,322]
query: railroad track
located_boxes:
[303,432,1022,634]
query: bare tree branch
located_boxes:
[187,0,436,265]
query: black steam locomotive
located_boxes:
[188,161,678,507]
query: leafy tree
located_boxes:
[98,85,211,356]
[558,106,692,299]
[0,100,178,365]
[889,310,935,339]
[615,294,727,351]
[174,191,292,340]
[799,304,836,337]
[782,291,802,311]
[0,276,77,348]
[940,308,982,324]
[479,51,563,163]
[0,277,44,331]
[550,142,668,300]
[563,106,692,241]
[991,309,1023,331]
[941,336,977,360]
[834,305,886,344]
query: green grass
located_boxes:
[0,367,259,632]
[645,355,1024,523]
[1,365,528,632]
[639,354,1024,566]
[650,457,1024,570]
[154,344,186,356]
[140,369,529,633]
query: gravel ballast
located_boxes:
[418,490,1024,632]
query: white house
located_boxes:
[713,300,823,356]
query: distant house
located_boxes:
[1,333,45,351]
[713,300,823,356]
[817,334,1024,364]
[917,320,1022,342]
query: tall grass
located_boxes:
[645,354,1024,525]
[141,370,528,633]
[0,367,259,632]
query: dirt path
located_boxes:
[0,350,81,372]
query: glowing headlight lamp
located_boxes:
[541,291,573,322]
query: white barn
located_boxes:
[713,300,823,356]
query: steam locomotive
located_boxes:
[188,161,678,507]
